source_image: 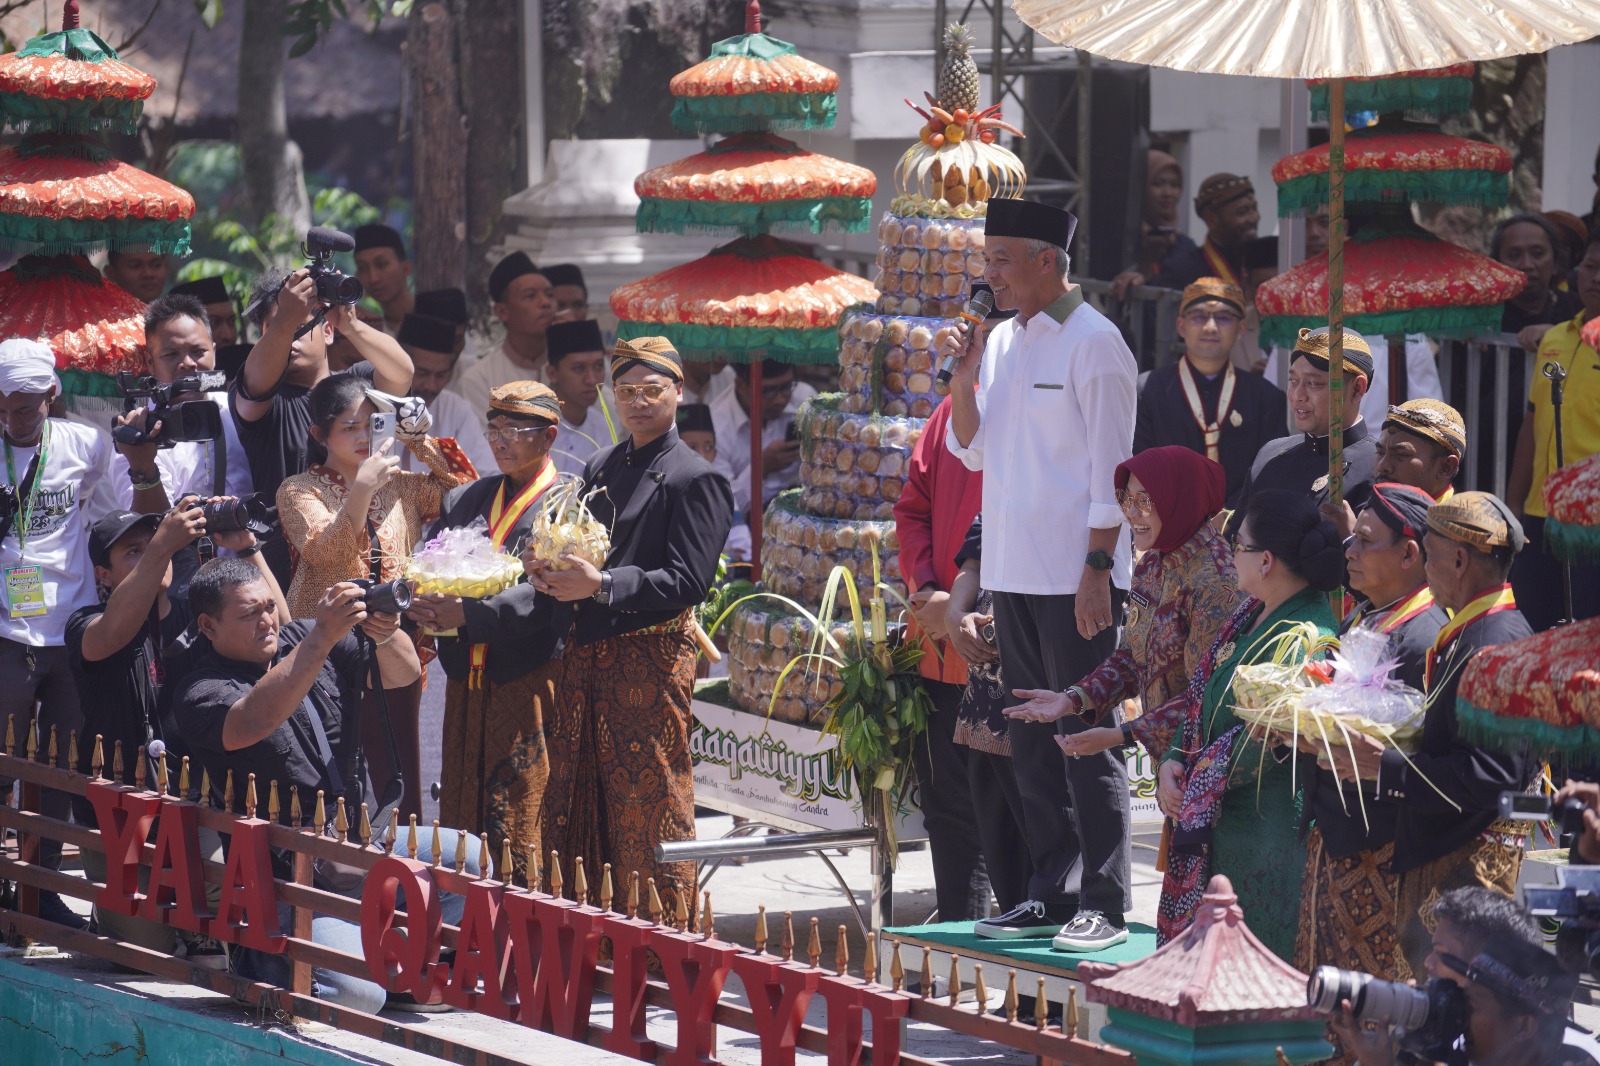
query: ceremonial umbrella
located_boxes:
[0,10,154,135]
[1009,0,1600,507]
[634,131,876,238]
[668,3,839,133]
[1307,65,1474,122]
[1272,130,1511,215]
[0,254,149,388]
[0,142,195,255]
[1543,452,1600,566]
[1456,617,1600,772]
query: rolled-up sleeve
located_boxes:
[1075,330,1137,529]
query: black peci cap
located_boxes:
[397,313,459,355]
[414,288,468,325]
[984,198,1078,251]
[547,319,606,363]
[677,403,715,435]
[353,224,407,259]
[540,263,586,291]
[170,276,230,305]
[489,251,540,303]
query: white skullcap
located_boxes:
[0,339,59,396]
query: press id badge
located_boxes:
[4,566,46,618]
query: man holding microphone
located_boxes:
[942,199,1138,950]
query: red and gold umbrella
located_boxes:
[1274,130,1511,214]
[1457,617,1600,771]
[0,4,155,135]
[1544,452,1600,565]
[0,255,147,390]
[1256,229,1525,346]
[0,143,194,254]
[669,1,839,132]
[611,235,877,363]
[1308,65,1476,121]
[635,131,875,237]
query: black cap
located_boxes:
[170,276,230,305]
[414,288,468,325]
[677,403,715,435]
[984,198,1078,251]
[353,224,407,259]
[489,251,540,303]
[89,510,161,567]
[397,313,459,355]
[540,263,586,291]
[1242,236,1279,272]
[547,319,605,363]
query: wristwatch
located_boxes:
[592,570,614,605]
[1085,549,1114,572]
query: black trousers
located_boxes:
[0,640,82,871]
[991,589,1131,918]
[1512,515,1600,633]
[912,680,991,922]
[966,748,1032,914]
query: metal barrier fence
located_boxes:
[0,731,1138,1066]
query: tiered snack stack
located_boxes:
[724,25,1027,723]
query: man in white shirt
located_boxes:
[0,339,111,928]
[397,313,495,477]
[454,253,558,422]
[944,198,1136,952]
[710,360,817,514]
[682,360,735,407]
[107,294,254,512]
[545,320,617,476]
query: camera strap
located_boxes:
[1,423,49,550]
[360,519,406,821]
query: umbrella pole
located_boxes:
[750,359,764,576]
[1327,78,1347,509]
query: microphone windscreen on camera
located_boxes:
[307,226,356,253]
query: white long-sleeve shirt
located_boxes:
[945,288,1136,595]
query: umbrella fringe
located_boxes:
[0,103,142,138]
[1456,696,1600,776]
[1276,170,1509,215]
[1544,518,1600,566]
[615,318,844,365]
[0,215,191,257]
[635,196,873,237]
[1309,77,1473,122]
[670,92,838,134]
[54,368,125,398]
[1260,305,1503,347]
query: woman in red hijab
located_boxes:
[1005,446,1242,761]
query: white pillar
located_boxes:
[522,0,545,185]
[1543,40,1600,216]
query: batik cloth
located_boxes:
[1395,822,1526,979]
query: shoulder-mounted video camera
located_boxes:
[111,371,228,448]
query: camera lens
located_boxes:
[315,272,364,307]
[1308,966,1369,1014]
[200,493,272,534]
[1308,966,1433,1031]
[356,578,412,615]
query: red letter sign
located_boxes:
[139,799,209,930]
[211,818,285,950]
[360,855,445,1003]
[86,781,159,916]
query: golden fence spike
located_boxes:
[156,752,169,794]
[702,892,715,940]
[133,743,146,787]
[431,820,442,867]
[268,780,281,824]
[245,773,258,819]
[835,924,849,976]
[113,739,125,782]
[647,877,663,924]
[525,845,540,889]
[549,851,563,898]
[334,798,349,844]
[1066,986,1079,1039]
[600,863,614,911]
[223,768,236,812]
[387,810,399,853]
[864,933,877,984]
[91,734,104,779]
[948,955,961,1007]
[973,963,988,1015]
[807,918,821,969]
[673,888,690,930]
[26,719,39,762]
[890,940,905,992]
[313,790,326,835]
[781,912,795,962]
[627,871,641,919]
[1035,978,1048,1031]
[407,815,419,859]
[478,833,490,874]
[178,756,190,799]
[360,803,374,848]
[573,857,588,904]
[501,839,514,885]
[921,947,932,999]
[47,724,57,766]
[289,785,302,826]
[65,729,78,771]
[453,829,466,872]
[4,714,14,756]
[200,768,212,807]
[1005,970,1019,1024]
[754,905,768,955]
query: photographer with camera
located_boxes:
[231,229,414,586]
[0,339,112,928]
[68,499,285,952]
[108,295,254,515]
[175,563,484,1012]
[1320,886,1597,1066]
[277,375,467,824]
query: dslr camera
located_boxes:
[112,371,227,448]
[197,494,275,538]
[353,577,412,616]
[303,226,363,307]
[1309,966,1468,1065]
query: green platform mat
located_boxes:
[881,920,1157,973]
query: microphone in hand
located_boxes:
[934,287,996,395]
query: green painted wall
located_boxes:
[0,957,361,1065]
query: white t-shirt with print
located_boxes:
[0,419,110,646]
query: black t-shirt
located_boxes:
[1500,288,1582,334]
[66,596,196,783]
[175,619,373,817]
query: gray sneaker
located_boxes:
[975,900,1059,939]
[1051,910,1128,953]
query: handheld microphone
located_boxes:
[933,288,996,396]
